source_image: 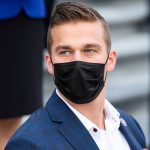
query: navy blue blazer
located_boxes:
[0,0,46,20]
[5,90,146,150]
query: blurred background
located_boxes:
[42,0,150,147]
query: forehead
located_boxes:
[50,21,106,50]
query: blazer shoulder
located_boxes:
[118,109,146,147]
[5,108,56,150]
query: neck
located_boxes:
[60,88,106,129]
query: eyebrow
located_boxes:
[84,43,101,49]
[55,43,102,52]
[56,45,71,52]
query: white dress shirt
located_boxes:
[56,89,130,150]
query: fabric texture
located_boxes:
[4,90,146,150]
[0,12,44,118]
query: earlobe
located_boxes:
[106,50,117,72]
[45,52,54,74]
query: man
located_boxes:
[5,2,146,150]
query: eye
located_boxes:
[84,49,97,53]
[59,50,72,56]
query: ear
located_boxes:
[106,50,117,72]
[45,52,54,74]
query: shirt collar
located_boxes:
[56,89,120,134]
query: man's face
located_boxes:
[46,21,116,74]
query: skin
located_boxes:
[46,21,117,129]
[0,117,21,150]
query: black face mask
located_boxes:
[53,59,108,104]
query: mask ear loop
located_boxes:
[49,54,56,80]
[49,54,54,66]
[104,53,110,82]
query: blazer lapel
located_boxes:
[119,117,142,150]
[58,112,99,150]
[46,90,99,150]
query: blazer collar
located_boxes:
[46,90,99,150]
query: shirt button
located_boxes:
[93,128,98,132]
